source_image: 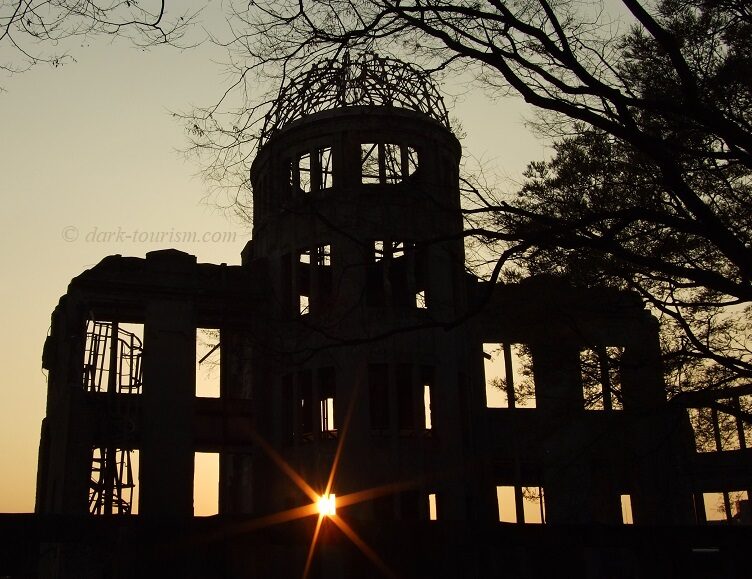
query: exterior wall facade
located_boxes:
[30,99,751,578]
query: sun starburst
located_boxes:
[206,384,416,578]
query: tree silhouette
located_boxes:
[182,0,751,426]
[0,1,199,86]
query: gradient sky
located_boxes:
[0,8,546,513]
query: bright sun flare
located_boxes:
[317,494,336,516]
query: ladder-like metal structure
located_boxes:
[84,320,143,515]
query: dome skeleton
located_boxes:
[260,52,451,145]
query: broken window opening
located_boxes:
[196,328,220,398]
[290,147,332,193]
[314,244,331,266]
[194,452,219,516]
[405,146,418,178]
[89,447,138,515]
[319,367,337,439]
[321,397,335,435]
[318,246,334,305]
[483,343,535,409]
[522,486,546,524]
[361,143,381,184]
[421,366,434,433]
[581,346,623,410]
[298,152,312,193]
[360,143,418,184]
[428,493,437,521]
[297,250,311,316]
[688,404,750,453]
[496,485,546,524]
[374,240,385,262]
[319,147,333,190]
[621,494,634,524]
[83,320,143,394]
[383,143,402,184]
[373,240,407,261]
[416,290,427,309]
[369,241,415,307]
[702,490,750,524]
[298,245,332,315]
[496,486,516,523]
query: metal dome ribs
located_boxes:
[260,52,450,144]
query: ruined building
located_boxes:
[27,54,752,578]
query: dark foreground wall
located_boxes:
[1,514,750,579]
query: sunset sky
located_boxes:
[0,4,546,513]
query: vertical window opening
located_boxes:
[428,493,437,520]
[319,367,337,439]
[405,146,418,177]
[370,241,412,306]
[422,366,434,432]
[321,397,335,433]
[116,323,144,394]
[484,343,534,408]
[319,147,333,189]
[298,152,312,193]
[621,494,633,524]
[415,245,428,310]
[89,448,138,515]
[416,290,427,309]
[522,486,545,524]
[314,244,331,266]
[423,383,432,430]
[360,143,418,184]
[689,406,750,453]
[361,143,380,184]
[383,143,402,184]
[298,250,311,315]
[316,244,333,306]
[581,346,623,410]
[194,452,219,516]
[373,240,385,262]
[496,486,516,523]
[196,328,220,398]
[83,320,143,394]
[702,490,749,523]
[496,485,545,524]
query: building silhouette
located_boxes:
[19,53,752,578]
